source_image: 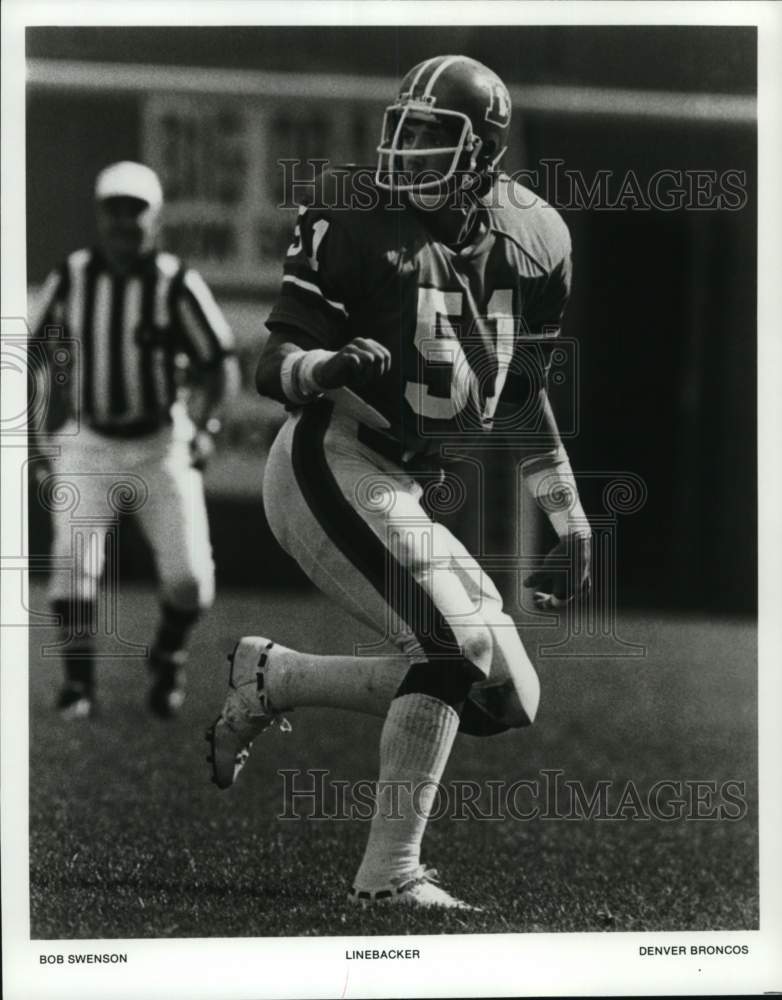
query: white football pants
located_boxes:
[263,404,540,727]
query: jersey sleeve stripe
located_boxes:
[182,269,234,351]
[282,274,349,317]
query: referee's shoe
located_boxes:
[57,683,95,721]
[56,658,96,720]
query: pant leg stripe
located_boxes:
[291,402,461,661]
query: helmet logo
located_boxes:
[485,83,511,128]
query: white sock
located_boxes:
[352,692,460,891]
[265,646,408,717]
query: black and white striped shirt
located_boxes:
[31,248,234,434]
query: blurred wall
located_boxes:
[535,115,756,614]
[27,25,755,94]
[25,26,756,613]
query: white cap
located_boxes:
[94,161,163,211]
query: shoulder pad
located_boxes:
[297,164,386,210]
[299,164,414,249]
[482,174,571,273]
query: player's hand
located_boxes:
[524,532,592,609]
[314,338,392,391]
[189,430,215,472]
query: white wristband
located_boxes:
[297,349,336,396]
[525,459,589,539]
[279,349,336,405]
[280,351,308,404]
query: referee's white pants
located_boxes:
[45,420,215,613]
[263,406,540,727]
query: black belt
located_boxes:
[357,423,442,471]
[89,419,168,439]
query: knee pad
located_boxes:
[395,658,483,709]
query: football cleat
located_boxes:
[56,684,95,721]
[148,650,187,719]
[348,867,481,911]
[206,637,291,790]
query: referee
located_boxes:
[30,160,238,719]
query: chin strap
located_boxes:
[453,203,481,247]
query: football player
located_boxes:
[207,55,591,909]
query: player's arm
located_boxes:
[256,326,391,405]
[516,242,592,607]
[521,391,592,608]
[256,206,390,406]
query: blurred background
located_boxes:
[26,26,757,613]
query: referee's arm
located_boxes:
[28,264,70,435]
[172,268,240,430]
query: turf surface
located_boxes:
[28,583,757,937]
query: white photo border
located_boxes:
[2,2,780,997]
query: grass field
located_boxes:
[28,582,757,938]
